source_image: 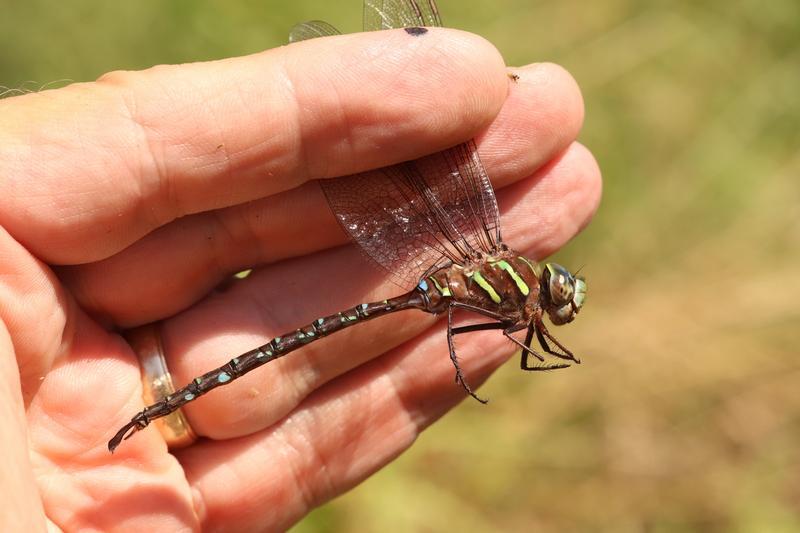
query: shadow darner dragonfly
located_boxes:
[109,0,587,452]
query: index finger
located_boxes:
[0,28,508,264]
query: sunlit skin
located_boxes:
[0,30,600,533]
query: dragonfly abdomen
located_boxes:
[108,290,426,452]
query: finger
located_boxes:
[0,28,507,264]
[158,140,600,439]
[178,307,516,532]
[59,62,587,326]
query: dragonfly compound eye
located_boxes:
[544,263,575,307]
[573,276,587,310]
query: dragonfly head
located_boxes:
[541,263,587,325]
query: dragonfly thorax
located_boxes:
[416,250,542,320]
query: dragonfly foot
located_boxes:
[455,372,488,404]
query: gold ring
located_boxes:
[126,323,198,449]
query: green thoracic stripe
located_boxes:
[469,271,502,304]
[430,276,452,297]
[491,260,530,296]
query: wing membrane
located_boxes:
[321,141,500,288]
[363,0,442,30]
[288,20,342,43]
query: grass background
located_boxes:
[3,0,799,531]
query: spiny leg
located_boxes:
[536,324,581,364]
[451,321,507,335]
[450,301,508,322]
[503,328,545,362]
[447,305,488,404]
[521,361,571,372]
[512,324,571,372]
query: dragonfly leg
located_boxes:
[503,328,545,363]
[536,324,581,364]
[447,305,488,404]
[505,324,572,372]
[450,301,508,322]
[451,321,506,335]
[521,360,571,372]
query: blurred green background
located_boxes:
[3,0,799,531]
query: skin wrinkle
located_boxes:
[289,343,326,404]
[207,208,252,276]
[241,419,319,527]
[376,361,424,436]
[199,390,352,529]
[159,72,207,221]
[304,53,369,176]
[24,295,71,403]
[427,43,484,133]
[277,49,316,187]
[394,41,482,153]
[205,88,236,205]
[96,74,176,235]
[273,351,314,420]
[302,363,417,504]
[371,328,439,430]
[104,69,203,227]
[2,264,70,407]
[296,411,335,512]
[214,69,292,198]
[303,403,356,508]
[312,45,363,182]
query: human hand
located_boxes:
[0,28,599,531]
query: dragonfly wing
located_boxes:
[321,140,501,289]
[288,20,342,43]
[363,0,442,30]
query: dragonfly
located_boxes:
[108,0,587,453]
